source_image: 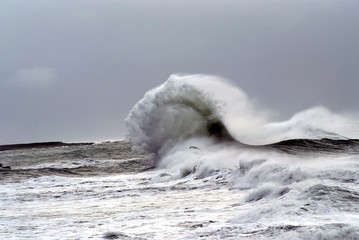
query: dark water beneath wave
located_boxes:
[269,138,359,155]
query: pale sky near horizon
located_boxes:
[1,0,359,144]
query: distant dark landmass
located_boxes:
[0,141,94,152]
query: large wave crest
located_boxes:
[125,74,268,155]
[126,74,358,157]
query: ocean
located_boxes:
[1,74,359,239]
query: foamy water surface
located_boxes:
[2,74,359,239]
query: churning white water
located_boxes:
[124,74,359,239]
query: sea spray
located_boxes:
[126,74,359,154]
[126,74,359,178]
[125,74,269,155]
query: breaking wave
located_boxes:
[125,73,359,183]
[126,74,358,155]
[125,74,359,238]
[125,74,265,154]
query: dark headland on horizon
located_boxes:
[0,141,94,152]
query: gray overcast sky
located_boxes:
[1,0,359,144]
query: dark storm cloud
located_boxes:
[1,0,359,144]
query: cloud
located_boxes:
[5,67,59,88]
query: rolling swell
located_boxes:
[269,138,359,154]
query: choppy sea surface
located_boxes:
[1,140,359,240]
[2,74,359,239]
